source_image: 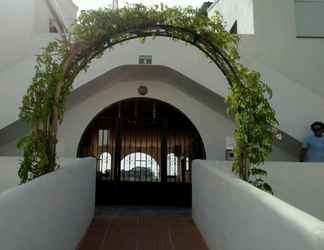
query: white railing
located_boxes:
[192,160,324,250]
[0,158,96,250]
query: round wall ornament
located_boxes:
[138,85,148,96]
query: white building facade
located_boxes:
[2,0,321,162]
[1,2,324,249]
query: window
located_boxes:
[121,152,159,182]
[139,55,152,65]
[167,153,178,176]
[186,157,190,171]
[295,0,324,37]
[98,129,110,146]
[99,152,112,174]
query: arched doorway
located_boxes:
[77,98,206,206]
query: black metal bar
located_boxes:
[105,130,107,175]
[125,124,128,182]
[175,130,179,182]
[131,124,134,182]
[182,130,185,183]
[111,127,115,180]
[122,126,125,182]
[95,130,99,172]
[101,128,104,173]
[172,128,175,181]
[107,129,111,180]
[167,129,170,181]
[145,126,148,182]
[134,126,137,182]
[150,128,153,182]
[113,103,122,182]
[139,128,142,182]
[156,123,160,181]
[160,115,168,184]
[96,127,99,173]
[182,133,187,183]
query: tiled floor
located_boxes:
[77,206,208,250]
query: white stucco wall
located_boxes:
[265,162,324,222]
[0,157,20,193]
[0,157,84,193]
[0,37,228,131]
[211,0,324,98]
[0,0,36,71]
[56,65,297,161]
[34,0,55,34]
[206,161,324,222]
[0,140,20,157]
[207,0,324,141]
[57,36,324,143]
[0,65,299,161]
[0,0,77,71]
[208,0,255,34]
[51,0,79,29]
[0,157,96,250]
[193,160,324,250]
[1,33,323,145]
[58,68,235,160]
[2,0,324,148]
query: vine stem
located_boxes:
[50,44,80,164]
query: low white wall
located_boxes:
[264,162,324,222]
[0,158,96,250]
[0,157,84,194]
[192,160,324,250]
[212,161,324,222]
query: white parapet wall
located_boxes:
[264,162,324,222]
[192,160,324,250]
[0,157,86,194]
[210,161,324,222]
[0,157,96,250]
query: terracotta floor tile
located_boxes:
[170,220,208,250]
[77,207,208,250]
[77,219,110,250]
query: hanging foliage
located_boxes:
[17,4,278,193]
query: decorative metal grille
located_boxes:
[78,98,205,185]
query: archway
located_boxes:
[77,98,206,206]
[18,5,276,192]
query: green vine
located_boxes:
[18,4,278,193]
[225,66,278,194]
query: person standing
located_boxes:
[300,121,324,162]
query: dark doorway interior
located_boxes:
[77,98,206,206]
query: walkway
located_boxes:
[77,206,208,250]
